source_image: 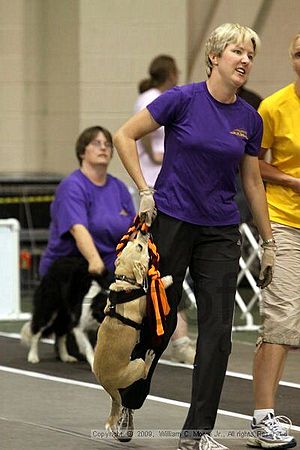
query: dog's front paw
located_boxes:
[144,349,155,378]
[161,275,173,288]
[60,354,78,363]
[28,352,39,364]
[145,349,155,361]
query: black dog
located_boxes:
[21,256,110,367]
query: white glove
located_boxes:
[257,244,276,289]
[139,188,157,226]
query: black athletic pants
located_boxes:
[120,211,241,433]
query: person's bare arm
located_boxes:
[240,153,273,240]
[113,108,161,190]
[70,224,105,275]
[240,153,276,288]
[259,148,300,193]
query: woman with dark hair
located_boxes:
[134,55,179,186]
[22,126,135,366]
[39,125,135,279]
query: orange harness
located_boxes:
[116,216,170,336]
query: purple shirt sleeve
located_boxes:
[244,105,263,157]
[147,85,189,126]
[52,177,89,238]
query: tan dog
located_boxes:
[93,231,172,433]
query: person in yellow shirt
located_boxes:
[248,33,300,449]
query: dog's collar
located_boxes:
[115,274,148,291]
[115,274,138,285]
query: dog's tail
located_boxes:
[105,388,122,431]
[20,321,32,347]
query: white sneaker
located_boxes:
[114,407,134,442]
[178,434,228,450]
[199,434,229,449]
[247,413,296,448]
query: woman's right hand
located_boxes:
[70,224,106,275]
[139,188,157,226]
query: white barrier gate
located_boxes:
[233,223,262,331]
[0,219,30,320]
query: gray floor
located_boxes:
[1,334,299,450]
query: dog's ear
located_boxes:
[133,261,145,286]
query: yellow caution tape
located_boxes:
[0,195,54,204]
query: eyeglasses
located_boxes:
[90,139,113,149]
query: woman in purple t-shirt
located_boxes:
[39,126,135,278]
[114,24,276,450]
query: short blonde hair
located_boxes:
[205,23,261,77]
[289,33,300,58]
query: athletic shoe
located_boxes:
[114,407,134,442]
[178,434,229,449]
[247,413,297,448]
[170,336,195,364]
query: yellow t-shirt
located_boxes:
[258,83,300,228]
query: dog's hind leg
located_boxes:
[72,326,94,368]
[104,388,122,433]
[57,335,77,362]
[117,350,156,389]
[26,313,58,363]
[20,321,32,347]
[27,331,42,363]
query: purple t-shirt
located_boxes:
[147,81,263,226]
[39,170,135,277]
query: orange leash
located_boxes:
[147,238,170,336]
[115,216,170,336]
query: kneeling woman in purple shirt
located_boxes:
[114,24,276,450]
[39,125,135,279]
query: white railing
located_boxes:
[233,223,262,331]
[0,219,31,321]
